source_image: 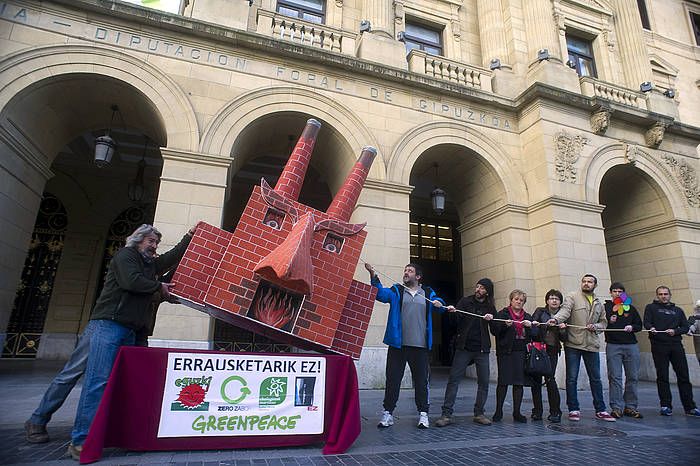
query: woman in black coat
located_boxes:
[529,289,566,423]
[490,289,533,423]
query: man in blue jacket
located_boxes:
[365,262,446,429]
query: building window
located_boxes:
[277,0,324,24]
[566,35,597,78]
[691,12,700,45]
[403,21,443,56]
[410,221,453,262]
[637,0,651,30]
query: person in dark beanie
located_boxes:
[435,278,496,427]
[644,286,700,417]
[604,282,643,419]
[530,289,565,423]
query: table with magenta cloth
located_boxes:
[80,347,361,464]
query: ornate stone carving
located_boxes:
[554,131,589,183]
[394,0,404,25]
[590,109,612,135]
[661,154,700,207]
[553,7,566,36]
[602,27,616,51]
[645,122,667,149]
[335,0,343,6]
[623,143,638,165]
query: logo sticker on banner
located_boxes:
[157,353,326,437]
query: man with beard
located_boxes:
[644,286,700,417]
[549,274,615,422]
[435,279,495,426]
[365,263,446,429]
[65,224,196,460]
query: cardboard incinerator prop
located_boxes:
[171,119,378,359]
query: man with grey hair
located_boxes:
[62,223,196,460]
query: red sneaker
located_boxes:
[595,411,616,422]
[568,411,580,422]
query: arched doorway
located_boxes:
[1,73,167,359]
[215,112,352,352]
[2,193,68,357]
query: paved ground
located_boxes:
[1,359,699,465]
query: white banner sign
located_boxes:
[157,353,326,437]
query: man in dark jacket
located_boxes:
[604,282,643,419]
[66,224,195,460]
[365,262,445,430]
[435,278,495,427]
[644,285,700,417]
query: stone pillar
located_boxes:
[356,0,408,69]
[351,179,413,389]
[149,148,232,349]
[476,0,510,68]
[522,0,579,91]
[0,132,53,354]
[612,0,652,90]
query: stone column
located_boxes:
[612,0,652,89]
[150,148,232,349]
[476,0,510,68]
[362,0,394,38]
[352,179,413,389]
[523,0,562,63]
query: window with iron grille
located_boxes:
[277,0,325,24]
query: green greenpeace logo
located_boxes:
[259,377,287,407]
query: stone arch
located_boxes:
[199,86,385,180]
[582,143,697,222]
[0,44,199,153]
[387,121,525,203]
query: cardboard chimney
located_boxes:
[171,119,377,359]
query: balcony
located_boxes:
[407,50,493,93]
[256,9,357,56]
[579,77,647,110]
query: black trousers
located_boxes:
[384,346,430,413]
[530,347,561,416]
[651,343,696,412]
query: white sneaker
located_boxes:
[378,410,394,428]
[417,411,429,429]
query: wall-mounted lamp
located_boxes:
[537,49,550,61]
[128,137,148,203]
[360,20,371,33]
[397,31,406,42]
[489,58,502,70]
[566,59,577,69]
[640,81,654,93]
[663,88,675,98]
[94,104,121,168]
[430,163,446,216]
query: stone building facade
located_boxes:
[1,0,699,386]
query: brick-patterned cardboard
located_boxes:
[171,120,377,359]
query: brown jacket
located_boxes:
[553,290,607,352]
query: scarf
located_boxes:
[508,306,525,339]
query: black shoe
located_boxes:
[513,413,527,423]
[531,413,543,421]
[492,412,503,422]
[24,420,49,444]
[547,413,562,423]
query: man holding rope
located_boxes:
[548,274,616,422]
[435,278,495,427]
[365,263,446,429]
[643,286,700,417]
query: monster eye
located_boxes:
[322,233,344,254]
[263,207,285,230]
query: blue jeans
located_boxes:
[30,326,93,426]
[70,320,135,446]
[564,347,606,413]
[606,343,640,411]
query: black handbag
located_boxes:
[525,343,553,377]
